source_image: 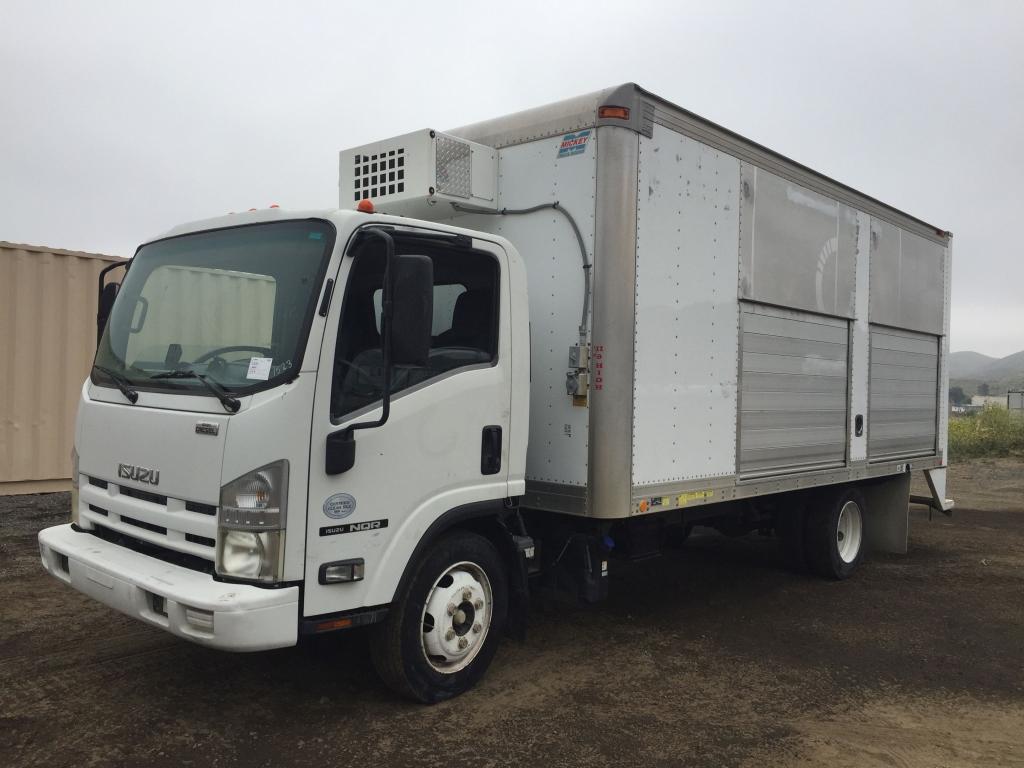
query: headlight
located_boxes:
[217,530,283,581]
[216,460,288,583]
[70,447,80,526]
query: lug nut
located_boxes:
[473,598,483,610]
[445,629,455,641]
[472,623,482,634]
[446,602,456,616]
[458,637,469,649]
[462,588,472,601]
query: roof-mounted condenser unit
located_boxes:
[339,129,497,220]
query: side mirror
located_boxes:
[97,282,119,345]
[327,231,433,477]
[326,429,356,475]
[388,254,433,367]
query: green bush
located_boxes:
[948,406,1024,459]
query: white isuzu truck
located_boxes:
[39,84,953,702]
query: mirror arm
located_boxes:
[97,258,130,295]
[327,228,396,475]
[96,259,129,347]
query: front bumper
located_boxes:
[38,524,298,652]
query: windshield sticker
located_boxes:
[557,130,591,158]
[246,357,273,380]
[308,231,323,240]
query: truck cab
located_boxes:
[39,207,531,701]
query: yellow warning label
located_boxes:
[677,490,714,507]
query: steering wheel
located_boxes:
[193,345,272,365]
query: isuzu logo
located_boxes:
[118,463,161,486]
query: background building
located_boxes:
[1,242,124,494]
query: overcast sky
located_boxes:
[2,1,1021,356]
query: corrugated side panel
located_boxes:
[868,326,938,459]
[739,304,849,476]
[0,244,123,491]
[632,125,740,486]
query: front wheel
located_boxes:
[370,530,507,703]
[805,486,867,580]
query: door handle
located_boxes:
[481,426,502,475]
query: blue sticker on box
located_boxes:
[557,130,591,158]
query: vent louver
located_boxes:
[352,148,406,201]
[339,129,497,218]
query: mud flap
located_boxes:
[862,472,911,555]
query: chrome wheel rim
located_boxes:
[420,561,492,674]
[836,500,863,564]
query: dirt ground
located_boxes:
[2,459,1023,768]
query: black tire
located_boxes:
[804,486,867,580]
[370,530,507,704]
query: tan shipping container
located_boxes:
[1,242,125,495]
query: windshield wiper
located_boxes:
[92,365,139,404]
[151,369,241,413]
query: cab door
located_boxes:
[304,229,513,618]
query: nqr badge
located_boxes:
[323,493,357,520]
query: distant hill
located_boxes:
[949,351,998,378]
[949,349,1024,395]
[984,350,1024,380]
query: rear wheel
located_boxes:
[805,486,866,580]
[370,530,507,703]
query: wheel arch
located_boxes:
[391,500,529,639]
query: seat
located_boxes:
[336,288,494,412]
[433,290,493,351]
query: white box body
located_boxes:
[342,84,952,519]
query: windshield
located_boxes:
[94,220,334,397]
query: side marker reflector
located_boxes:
[314,617,353,632]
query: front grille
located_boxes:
[82,475,218,563]
[89,525,214,575]
[120,486,167,506]
[185,501,217,516]
[120,515,168,535]
[186,533,216,548]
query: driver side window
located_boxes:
[331,239,499,420]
